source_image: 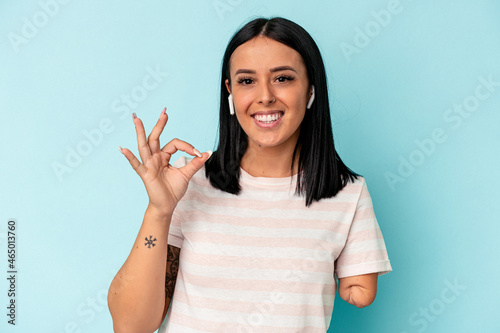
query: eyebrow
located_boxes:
[234,66,297,75]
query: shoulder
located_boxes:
[349,175,366,186]
[337,175,367,196]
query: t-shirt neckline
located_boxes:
[239,167,299,186]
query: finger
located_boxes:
[119,146,147,177]
[160,138,203,163]
[133,113,151,162]
[148,107,168,154]
[178,150,212,180]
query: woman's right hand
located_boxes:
[119,108,211,216]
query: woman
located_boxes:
[108,17,391,332]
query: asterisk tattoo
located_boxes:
[144,235,157,248]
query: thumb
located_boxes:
[178,151,212,180]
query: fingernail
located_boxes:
[118,145,124,153]
[193,148,202,158]
[161,107,167,115]
[207,150,213,157]
[132,113,137,119]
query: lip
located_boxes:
[251,110,284,129]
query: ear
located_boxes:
[225,79,231,94]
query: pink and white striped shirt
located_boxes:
[160,157,391,332]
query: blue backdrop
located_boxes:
[1,0,499,332]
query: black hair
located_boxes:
[205,17,360,206]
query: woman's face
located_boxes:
[226,36,311,152]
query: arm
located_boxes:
[107,109,209,333]
[160,245,181,322]
[108,206,173,333]
[338,273,378,308]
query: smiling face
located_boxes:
[226,36,312,155]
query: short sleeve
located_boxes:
[335,179,392,279]
[168,212,183,248]
[167,157,189,248]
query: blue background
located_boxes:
[1,0,499,332]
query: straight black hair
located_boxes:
[205,17,360,206]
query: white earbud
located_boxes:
[306,85,315,109]
[228,93,235,115]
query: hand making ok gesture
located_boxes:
[119,108,211,217]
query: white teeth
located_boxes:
[254,113,282,123]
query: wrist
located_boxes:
[146,203,174,221]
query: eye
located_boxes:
[236,76,254,85]
[275,75,295,83]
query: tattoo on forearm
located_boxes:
[144,235,157,248]
[165,245,180,301]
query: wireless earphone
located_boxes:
[306,85,315,109]
[228,94,235,115]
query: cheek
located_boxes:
[277,89,307,109]
[234,94,254,113]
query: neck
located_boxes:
[240,140,300,178]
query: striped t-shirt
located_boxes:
[160,157,392,332]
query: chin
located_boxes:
[249,138,286,149]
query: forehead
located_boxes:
[229,36,306,74]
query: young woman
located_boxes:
[108,17,391,333]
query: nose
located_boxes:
[257,83,276,105]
